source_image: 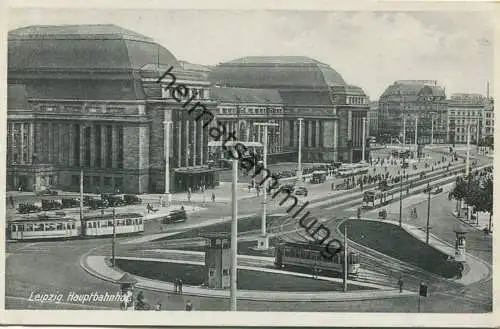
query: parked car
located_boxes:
[17,203,42,214]
[36,189,59,196]
[88,198,108,210]
[162,208,187,224]
[102,194,125,207]
[124,194,142,205]
[295,186,308,196]
[41,199,63,211]
[62,198,80,208]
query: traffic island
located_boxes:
[115,258,373,292]
[81,254,414,302]
[339,219,460,278]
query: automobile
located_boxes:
[62,198,80,208]
[432,187,443,195]
[17,203,42,214]
[295,186,308,196]
[41,199,63,211]
[280,184,295,193]
[124,194,142,205]
[162,208,187,224]
[102,194,125,207]
[36,189,59,196]
[88,198,108,210]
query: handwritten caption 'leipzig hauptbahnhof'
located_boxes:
[157,67,344,260]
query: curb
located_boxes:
[79,253,414,303]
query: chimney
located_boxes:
[487,81,490,99]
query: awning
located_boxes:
[174,166,222,174]
[208,141,263,147]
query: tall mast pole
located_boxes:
[230,159,238,311]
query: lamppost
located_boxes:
[399,155,406,227]
[230,158,238,311]
[429,112,437,146]
[362,117,367,162]
[426,183,431,244]
[163,119,172,204]
[297,118,303,180]
[253,122,279,250]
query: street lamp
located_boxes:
[362,117,367,162]
[163,119,172,204]
[398,156,406,227]
[426,183,431,244]
[429,112,437,146]
[230,158,238,311]
[297,118,304,180]
[253,122,279,250]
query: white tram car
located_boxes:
[82,213,144,237]
[7,213,144,241]
[8,216,82,241]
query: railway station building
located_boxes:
[208,56,370,163]
[7,24,217,194]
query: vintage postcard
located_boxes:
[1,0,497,327]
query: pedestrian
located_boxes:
[185,300,193,311]
[211,192,215,202]
[178,278,183,294]
[398,276,403,293]
[174,277,178,293]
[187,191,191,202]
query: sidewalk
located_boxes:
[356,217,492,286]
[81,254,414,302]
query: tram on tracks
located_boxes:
[7,212,144,241]
[275,241,360,278]
[361,190,394,209]
[82,213,144,237]
[7,215,82,241]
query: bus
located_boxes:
[336,163,370,178]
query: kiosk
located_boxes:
[454,229,468,263]
[201,232,231,289]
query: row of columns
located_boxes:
[175,118,205,168]
[8,121,124,169]
[291,119,324,148]
[9,122,34,165]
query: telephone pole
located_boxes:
[230,159,238,311]
[343,224,348,292]
[426,183,431,244]
[112,208,116,267]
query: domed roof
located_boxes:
[8,24,180,71]
[209,56,346,90]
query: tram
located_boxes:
[361,190,394,209]
[82,213,144,237]
[7,215,82,241]
[7,212,144,241]
[275,241,360,278]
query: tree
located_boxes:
[451,176,468,217]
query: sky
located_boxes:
[8,8,495,100]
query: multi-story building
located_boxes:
[367,101,379,137]
[378,80,448,145]
[483,96,494,143]
[209,56,369,163]
[447,93,486,144]
[7,24,217,194]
